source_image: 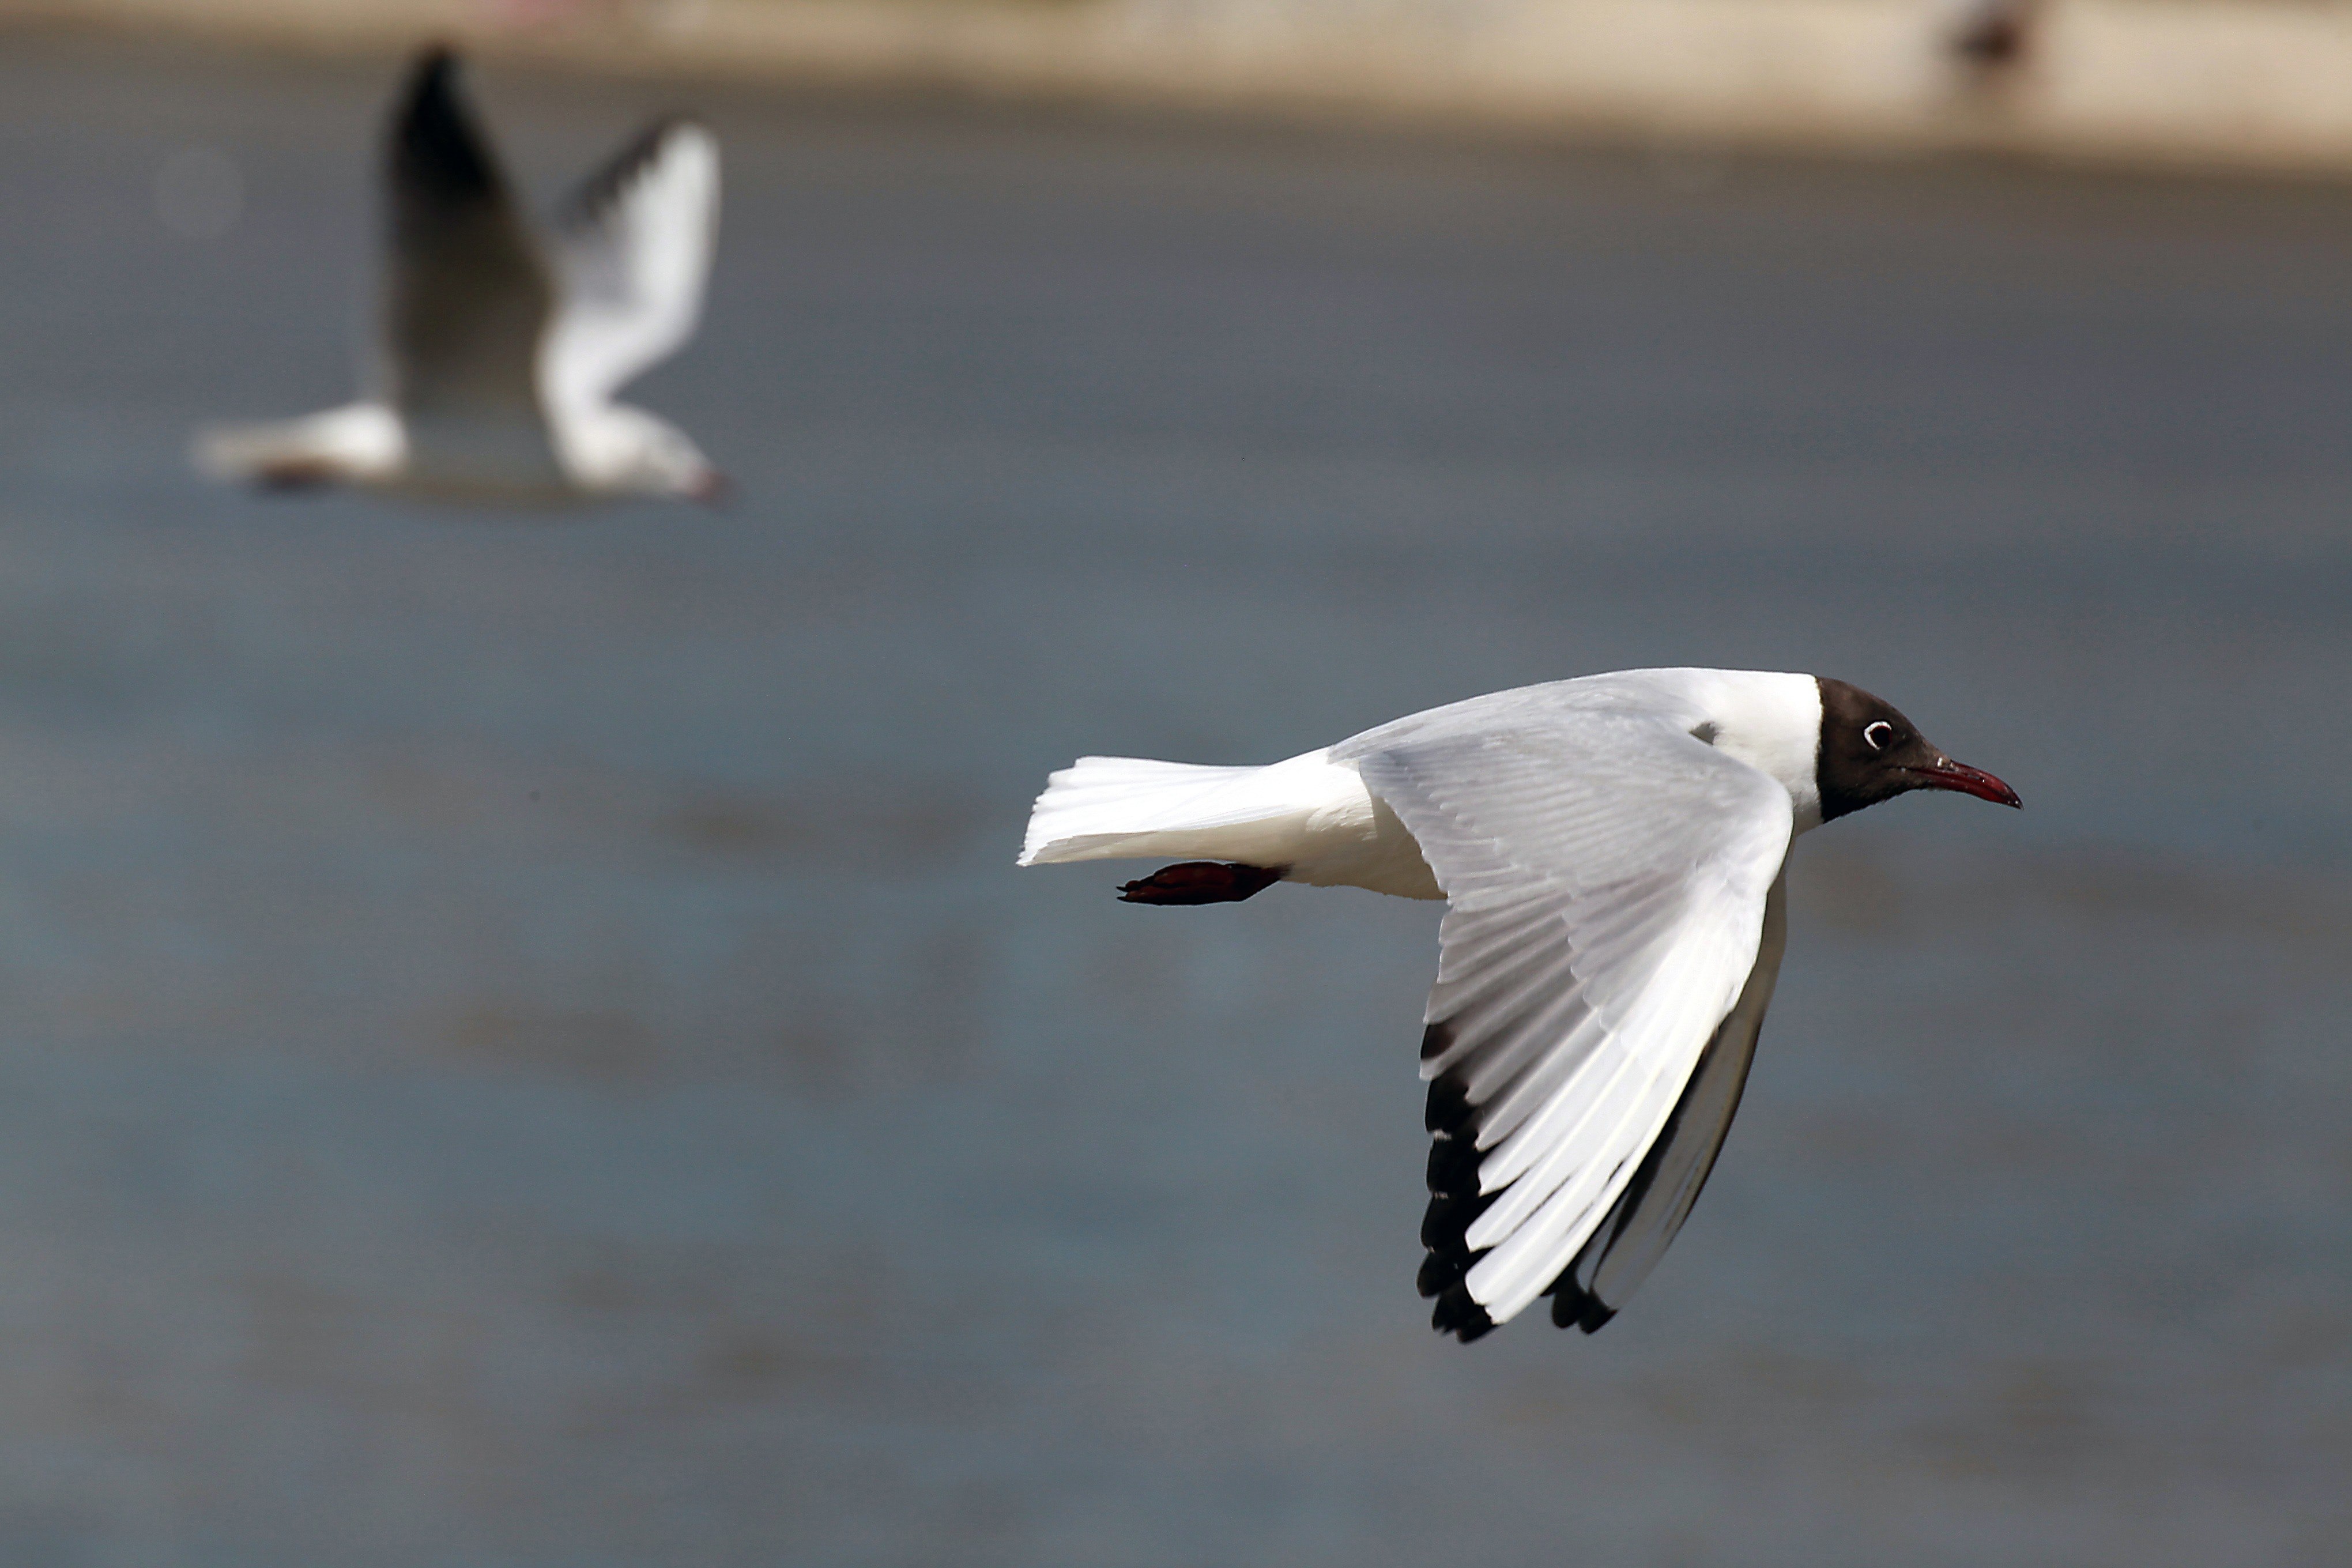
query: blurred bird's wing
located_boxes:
[380,48,553,423]
[1337,690,1792,1339]
[542,119,719,414]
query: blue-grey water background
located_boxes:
[0,29,2347,1567]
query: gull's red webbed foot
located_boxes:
[1116,862,1284,905]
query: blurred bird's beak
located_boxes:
[689,470,733,507]
[1906,756,2022,808]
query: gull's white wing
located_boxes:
[380,50,553,424]
[542,119,719,413]
[1548,866,1786,1332]
[1337,685,1793,1339]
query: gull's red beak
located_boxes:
[689,470,733,507]
[1906,756,2022,808]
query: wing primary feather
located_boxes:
[1425,1125,1483,1197]
[1431,1283,1496,1342]
[1456,985,1597,1112]
[555,116,694,235]
[1466,1051,1648,1252]
[1468,994,1624,1148]
[1550,1045,1731,1324]
[1543,870,1790,1330]
[389,47,512,229]
[1418,1076,1499,1324]
[1430,940,1581,1058]
[1424,1075,1475,1136]
[1548,1279,1618,1333]
[1425,916,1569,1023]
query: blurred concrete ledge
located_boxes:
[15,0,2352,175]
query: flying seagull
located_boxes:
[1020,669,2020,1341]
[196,48,723,504]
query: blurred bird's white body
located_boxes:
[198,401,408,491]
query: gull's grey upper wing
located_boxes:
[1337,685,1793,1338]
[542,119,719,413]
[380,49,552,422]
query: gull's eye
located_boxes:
[1863,721,1895,752]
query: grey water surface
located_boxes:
[0,31,2347,1568]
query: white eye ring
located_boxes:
[1862,721,1894,751]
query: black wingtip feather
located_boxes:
[1424,1126,1481,1197]
[1424,1075,1472,1135]
[1418,1190,1485,1251]
[1547,1277,1618,1334]
[1431,1283,1495,1343]
[397,43,459,99]
[557,116,697,233]
[390,44,503,210]
[1418,1073,1499,1329]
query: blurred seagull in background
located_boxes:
[196,47,723,504]
[1020,670,2020,1341]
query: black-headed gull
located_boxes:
[196,48,723,504]
[1021,669,2020,1341]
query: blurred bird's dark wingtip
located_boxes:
[387,40,504,210]
[394,44,469,135]
[410,42,461,80]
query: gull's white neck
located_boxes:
[1679,669,1825,834]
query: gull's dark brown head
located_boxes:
[1815,677,2021,823]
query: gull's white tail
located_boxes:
[1020,747,1445,899]
[1019,751,1344,869]
[192,402,404,488]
